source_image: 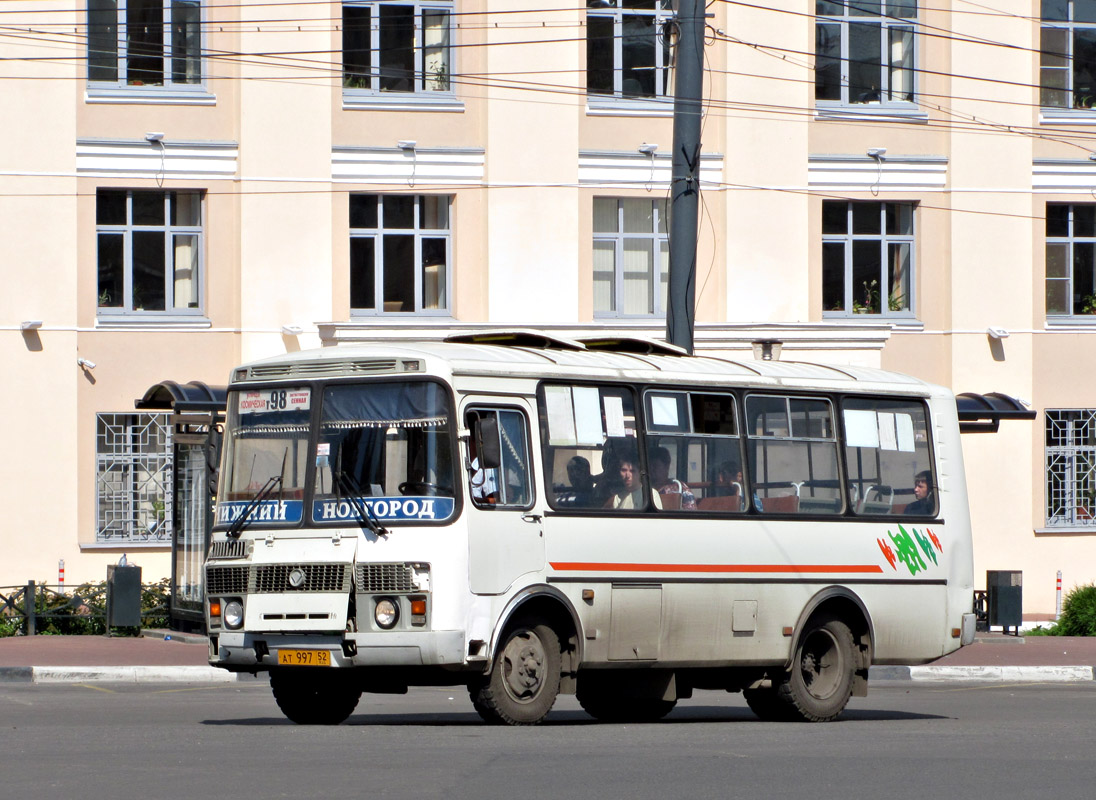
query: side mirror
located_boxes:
[474,415,502,469]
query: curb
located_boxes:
[0,666,246,684]
[869,665,1094,683]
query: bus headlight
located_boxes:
[223,600,244,629]
[374,598,399,629]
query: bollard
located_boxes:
[58,559,65,590]
[24,580,36,636]
[1056,570,1063,621]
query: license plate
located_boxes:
[277,649,331,667]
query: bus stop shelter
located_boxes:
[135,380,227,632]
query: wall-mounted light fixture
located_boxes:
[20,320,43,331]
[77,357,96,370]
[281,324,304,336]
[638,143,658,155]
[145,132,165,142]
[397,140,417,151]
[987,327,1010,339]
[751,339,783,361]
[867,147,887,159]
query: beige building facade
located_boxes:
[2,0,1094,615]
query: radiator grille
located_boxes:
[253,564,349,593]
[206,565,249,595]
[208,540,250,560]
[355,563,415,593]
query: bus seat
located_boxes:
[697,495,741,512]
[658,492,682,510]
[763,494,799,513]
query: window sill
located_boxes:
[347,312,454,320]
[586,97,674,118]
[1045,317,1096,328]
[85,86,216,106]
[81,541,171,551]
[96,315,211,330]
[815,105,928,123]
[822,315,921,328]
[342,93,463,112]
[1035,527,1096,534]
[1040,109,1096,125]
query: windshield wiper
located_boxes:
[335,469,390,538]
[227,449,287,540]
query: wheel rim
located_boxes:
[500,629,546,704]
[798,628,843,701]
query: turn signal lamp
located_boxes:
[209,600,222,618]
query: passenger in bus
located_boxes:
[605,457,648,509]
[905,470,935,515]
[649,446,696,510]
[713,461,743,497]
[564,456,596,507]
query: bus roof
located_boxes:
[232,334,943,398]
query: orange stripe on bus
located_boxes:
[549,562,885,574]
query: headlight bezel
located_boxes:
[374,597,399,629]
[222,599,244,629]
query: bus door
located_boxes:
[463,401,544,594]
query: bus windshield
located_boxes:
[312,381,456,524]
[218,387,312,526]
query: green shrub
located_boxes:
[1054,583,1096,636]
[0,578,173,637]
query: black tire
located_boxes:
[576,686,677,723]
[270,668,362,725]
[774,614,856,722]
[743,687,795,722]
[470,620,561,726]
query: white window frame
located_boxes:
[96,189,205,318]
[821,200,916,319]
[349,194,452,316]
[1046,409,1096,527]
[87,0,205,92]
[586,0,673,106]
[1041,0,1096,111]
[815,0,917,109]
[1046,203,1096,318]
[593,197,669,319]
[342,0,454,99]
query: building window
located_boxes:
[815,0,916,106]
[593,198,668,317]
[822,200,914,317]
[1046,409,1096,527]
[96,413,173,543]
[96,189,204,315]
[88,0,202,87]
[343,1,452,93]
[587,0,672,100]
[1046,204,1096,316]
[1041,0,1096,109]
[350,195,451,314]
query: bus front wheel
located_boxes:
[775,614,856,722]
[470,620,561,726]
[270,668,362,725]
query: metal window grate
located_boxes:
[95,413,173,544]
[1046,409,1096,527]
[355,563,414,593]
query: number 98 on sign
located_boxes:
[238,388,311,415]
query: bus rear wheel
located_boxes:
[270,668,362,725]
[470,620,561,726]
[774,614,856,722]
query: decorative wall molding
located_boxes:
[808,155,948,191]
[76,138,238,179]
[331,146,485,185]
[578,151,724,188]
[1032,159,1096,193]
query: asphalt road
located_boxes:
[3,681,1094,800]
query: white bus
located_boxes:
[206,331,976,725]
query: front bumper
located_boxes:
[210,629,467,671]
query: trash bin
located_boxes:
[986,570,1022,634]
[106,564,142,629]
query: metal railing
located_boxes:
[0,581,169,636]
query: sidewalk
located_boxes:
[2,630,1095,684]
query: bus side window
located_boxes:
[842,398,935,517]
[466,408,533,509]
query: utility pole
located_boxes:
[665,0,705,355]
